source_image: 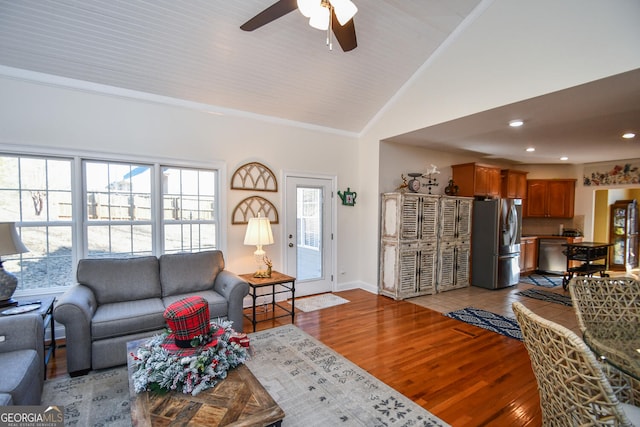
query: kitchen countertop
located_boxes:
[521,234,582,239]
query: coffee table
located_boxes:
[127,339,284,426]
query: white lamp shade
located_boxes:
[329,0,357,25]
[297,0,317,18]
[244,216,274,247]
[309,5,330,30]
[0,222,28,256]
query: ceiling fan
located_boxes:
[240,0,358,52]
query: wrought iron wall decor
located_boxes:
[231,162,278,192]
[232,196,279,224]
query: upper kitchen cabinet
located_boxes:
[524,179,576,218]
[501,170,528,199]
[452,163,501,198]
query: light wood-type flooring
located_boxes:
[46,282,584,426]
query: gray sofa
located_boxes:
[0,313,44,405]
[54,250,249,376]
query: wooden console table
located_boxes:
[240,271,296,332]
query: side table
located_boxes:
[240,271,296,332]
[11,296,56,379]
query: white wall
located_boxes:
[357,0,640,289]
[0,76,362,288]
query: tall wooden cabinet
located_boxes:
[379,193,472,300]
[524,179,576,218]
[609,199,639,271]
[437,196,473,292]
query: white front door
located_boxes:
[284,175,334,296]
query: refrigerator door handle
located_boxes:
[508,203,518,246]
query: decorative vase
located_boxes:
[445,179,459,196]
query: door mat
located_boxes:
[519,273,563,288]
[288,293,349,312]
[516,288,573,306]
[443,307,523,341]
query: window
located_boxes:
[0,152,221,296]
[297,187,321,250]
[162,167,217,254]
[0,155,74,291]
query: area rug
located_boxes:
[519,273,563,288]
[41,367,130,426]
[443,307,523,341]
[516,288,573,306]
[246,324,449,426]
[41,324,448,427]
[289,293,350,312]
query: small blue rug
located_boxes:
[519,273,563,288]
[444,307,522,341]
[516,288,572,306]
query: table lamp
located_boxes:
[244,214,274,278]
[0,222,29,308]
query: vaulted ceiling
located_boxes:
[1,0,638,164]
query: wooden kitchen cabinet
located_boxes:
[524,179,576,218]
[452,163,501,198]
[501,169,528,199]
[519,237,538,274]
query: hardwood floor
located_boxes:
[47,288,545,426]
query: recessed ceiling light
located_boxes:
[622,132,636,139]
[526,147,535,152]
[560,156,569,161]
[509,120,524,127]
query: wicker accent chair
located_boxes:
[512,302,640,426]
[569,276,640,404]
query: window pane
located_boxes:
[164,223,216,254]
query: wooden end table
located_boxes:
[240,271,296,332]
[127,339,284,426]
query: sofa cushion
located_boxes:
[0,349,41,405]
[77,256,161,304]
[163,291,228,320]
[91,298,166,340]
[159,251,224,297]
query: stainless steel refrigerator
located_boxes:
[471,198,522,289]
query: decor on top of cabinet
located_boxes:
[396,174,409,192]
[422,164,440,195]
[232,196,279,224]
[337,188,357,206]
[444,179,459,196]
[231,162,278,192]
[407,173,422,193]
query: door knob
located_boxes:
[289,243,294,247]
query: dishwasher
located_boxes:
[538,238,567,274]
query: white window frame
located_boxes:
[0,143,227,298]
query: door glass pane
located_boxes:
[296,187,322,281]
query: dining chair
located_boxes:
[569,276,640,405]
[512,301,640,426]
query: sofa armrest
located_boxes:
[214,270,249,332]
[0,313,44,355]
[54,284,97,375]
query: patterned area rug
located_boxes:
[289,293,350,312]
[516,288,573,306]
[246,324,449,426]
[444,307,523,341]
[41,367,130,426]
[519,273,563,288]
[41,324,448,426]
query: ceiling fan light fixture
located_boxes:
[329,0,357,25]
[297,0,317,18]
[509,119,524,127]
[309,3,330,30]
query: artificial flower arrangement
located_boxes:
[130,319,249,396]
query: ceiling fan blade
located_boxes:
[240,0,298,31]
[332,13,357,52]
